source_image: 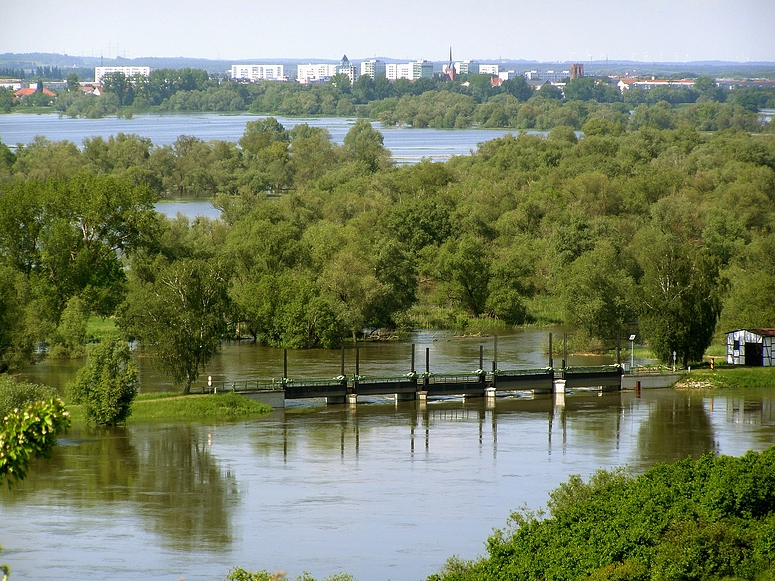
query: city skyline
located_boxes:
[1,0,774,64]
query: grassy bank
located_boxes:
[66,392,272,427]
[675,365,775,389]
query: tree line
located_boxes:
[3,66,774,131]
[1,117,774,390]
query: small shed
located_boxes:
[726,329,775,366]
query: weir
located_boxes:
[207,335,632,407]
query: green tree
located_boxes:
[68,337,138,425]
[0,265,36,371]
[100,72,130,106]
[120,258,230,393]
[49,295,89,358]
[553,242,635,350]
[435,235,491,316]
[634,229,723,366]
[502,76,534,102]
[66,72,79,92]
[0,397,70,488]
[239,117,289,154]
[342,119,391,172]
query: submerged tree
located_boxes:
[68,337,138,425]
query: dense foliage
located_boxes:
[428,447,775,581]
[0,375,57,418]
[0,397,70,488]
[1,115,775,382]
[67,337,138,424]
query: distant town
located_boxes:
[2,51,775,101]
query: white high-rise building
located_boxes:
[386,63,412,81]
[479,64,499,75]
[297,63,339,82]
[386,60,433,81]
[230,64,284,81]
[336,55,358,84]
[360,59,386,79]
[94,66,151,83]
[454,60,479,75]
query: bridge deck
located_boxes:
[203,365,626,402]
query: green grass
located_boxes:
[523,294,564,326]
[86,315,120,342]
[704,343,727,357]
[66,392,272,427]
[676,365,775,389]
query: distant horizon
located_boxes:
[3,51,775,69]
[1,1,773,65]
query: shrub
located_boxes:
[0,374,57,418]
[68,337,138,425]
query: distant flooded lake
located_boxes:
[0,113,526,164]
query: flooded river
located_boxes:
[3,330,775,580]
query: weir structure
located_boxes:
[202,333,629,408]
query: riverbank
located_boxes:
[66,392,272,427]
[675,365,775,389]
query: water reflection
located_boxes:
[636,394,716,467]
[4,388,775,581]
[1,424,238,551]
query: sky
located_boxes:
[1,0,774,63]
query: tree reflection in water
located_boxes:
[0,424,238,551]
[636,394,717,467]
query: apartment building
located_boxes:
[94,66,151,83]
[230,64,284,81]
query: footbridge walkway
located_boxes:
[201,337,641,408]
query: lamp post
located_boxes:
[629,334,636,371]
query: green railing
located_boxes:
[490,367,554,377]
[564,365,623,374]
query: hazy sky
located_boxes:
[1,0,773,63]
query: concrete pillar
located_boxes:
[553,379,566,394]
[554,391,566,407]
[417,390,428,401]
[347,393,358,405]
[485,386,496,400]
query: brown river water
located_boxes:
[3,330,775,580]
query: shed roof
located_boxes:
[726,328,775,337]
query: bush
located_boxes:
[0,374,57,418]
[0,397,70,488]
[429,447,775,581]
[68,337,138,425]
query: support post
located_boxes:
[341,347,345,376]
[411,344,415,374]
[563,333,567,370]
[283,349,288,381]
[548,333,553,368]
[424,347,430,390]
[354,346,360,394]
[479,345,484,370]
[493,335,498,370]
